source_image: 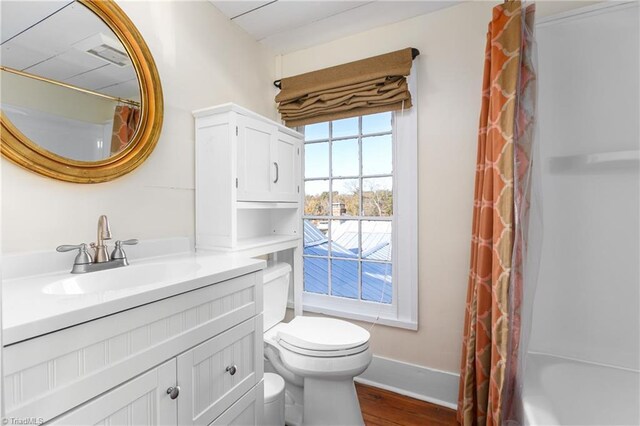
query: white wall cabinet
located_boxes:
[194,103,303,256]
[4,271,264,425]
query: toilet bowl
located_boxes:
[262,263,372,426]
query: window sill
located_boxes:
[302,302,418,331]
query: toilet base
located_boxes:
[302,377,365,426]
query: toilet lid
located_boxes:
[264,373,285,403]
[277,317,370,351]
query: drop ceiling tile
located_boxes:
[0,1,71,43]
[64,64,137,93]
[24,56,95,82]
[0,44,51,71]
[210,1,272,19]
[97,79,140,101]
[11,2,115,57]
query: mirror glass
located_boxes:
[1,1,141,162]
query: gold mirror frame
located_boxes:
[0,0,163,183]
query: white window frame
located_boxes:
[300,69,418,330]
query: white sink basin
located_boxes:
[43,262,202,295]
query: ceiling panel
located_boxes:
[0,44,51,71]
[2,1,137,98]
[261,1,460,53]
[97,79,140,100]
[11,2,111,58]
[211,1,272,19]
[0,1,71,44]
[209,0,461,54]
[232,1,369,40]
[64,63,137,93]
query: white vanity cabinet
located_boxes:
[3,270,264,425]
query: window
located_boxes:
[300,73,418,330]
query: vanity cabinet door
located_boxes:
[271,131,301,202]
[236,115,278,202]
[210,380,264,426]
[176,316,263,425]
[50,359,177,426]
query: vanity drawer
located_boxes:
[3,271,263,423]
[178,315,263,425]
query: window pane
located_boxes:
[330,219,359,259]
[361,262,392,304]
[362,177,393,216]
[331,259,358,299]
[332,178,359,217]
[362,135,392,175]
[304,180,329,216]
[304,257,328,295]
[304,142,329,178]
[332,117,358,138]
[304,219,328,256]
[305,122,329,141]
[332,138,359,177]
[362,112,392,134]
[361,220,392,261]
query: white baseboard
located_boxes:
[355,355,459,410]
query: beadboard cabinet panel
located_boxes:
[177,316,263,425]
[50,359,177,426]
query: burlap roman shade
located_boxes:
[276,48,414,127]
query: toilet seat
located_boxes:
[275,316,370,354]
[278,339,369,357]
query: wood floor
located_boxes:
[356,383,458,426]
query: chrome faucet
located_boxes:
[56,215,138,274]
[92,215,112,263]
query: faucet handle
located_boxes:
[56,243,93,265]
[111,239,138,260]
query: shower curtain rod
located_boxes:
[0,65,141,107]
[272,47,420,89]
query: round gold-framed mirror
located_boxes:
[0,0,163,183]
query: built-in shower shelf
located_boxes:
[548,150,639,173]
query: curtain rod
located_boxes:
[272,47,420,89]
[0,65,141,107]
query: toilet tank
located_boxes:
[263,263,292,331]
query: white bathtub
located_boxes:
[521,353,639,426]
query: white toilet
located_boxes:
[262,263,372,426]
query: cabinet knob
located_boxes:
[273,162,279,183]
[226,364,238,376]
[167,386,180,399]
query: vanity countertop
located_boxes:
[2,252,265,346]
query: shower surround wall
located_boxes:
[529,2,640,371]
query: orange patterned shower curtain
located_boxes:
[458,1,536,425]
[110,105,140,155]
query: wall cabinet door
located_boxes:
[177,316,263,425]
[50,360,177,426]
[271,131,300,202]
[236,115,301,203]
[237,115,277,202]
